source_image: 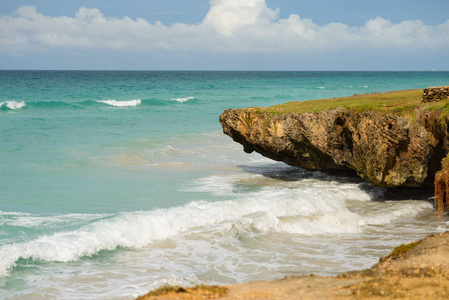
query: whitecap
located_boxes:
[97,99,141,107]
[0,204,234,276]
[0,189,436,278]
[0,171,436,278]
[315,87,325,89]
[0,101,26,110]
[0,211,109,229]
[170,96,194,103]
[0,186,357,276]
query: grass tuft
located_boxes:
[380,241,421,263]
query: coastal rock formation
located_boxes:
[219,107,448,188]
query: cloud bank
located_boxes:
[1,0,448,54]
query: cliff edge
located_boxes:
[219,88,449,188]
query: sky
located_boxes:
[1,0,448,70]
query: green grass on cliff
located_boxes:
[251,89,447,115]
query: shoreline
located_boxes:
[137,231,449,299]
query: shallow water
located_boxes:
[1,71,449,299]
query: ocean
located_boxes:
[1,71,449,299]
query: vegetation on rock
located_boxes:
[379,240,421,263]
[251,89,445,115]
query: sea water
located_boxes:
[1,71,449,299]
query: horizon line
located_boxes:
[1,69,447,72]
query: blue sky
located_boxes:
[1,0,448,70]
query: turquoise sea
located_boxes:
[1,71,449,299]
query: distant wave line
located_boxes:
[0,97,196,112]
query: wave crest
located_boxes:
[97,99,141,107]
[170,96,194,103]
[0,172,435,277]
[0,101,26,110]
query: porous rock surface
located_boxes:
[219,107,448,187]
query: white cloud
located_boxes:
[1,0,448,54]
[203,0,279,36]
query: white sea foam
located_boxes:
[0,171,436,279]
[0,101,26,110]
[0,187,359,276]
[170,96,194,103]
[97,99,141,107]
[362,201,433,225]
[0,211,110,229]
[189,174,260,195]
[316,87,325,89]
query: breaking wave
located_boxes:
[0,173,433,277]
[97,99,142,107]
[170,96,194,103]
[0,101,26,110]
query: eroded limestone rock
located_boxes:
[220,107,446,187]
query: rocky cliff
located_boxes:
[219,89,449,188]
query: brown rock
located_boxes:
[422,86,449,103]
[219,107,445,187]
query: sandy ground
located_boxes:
[137,231,449,299]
